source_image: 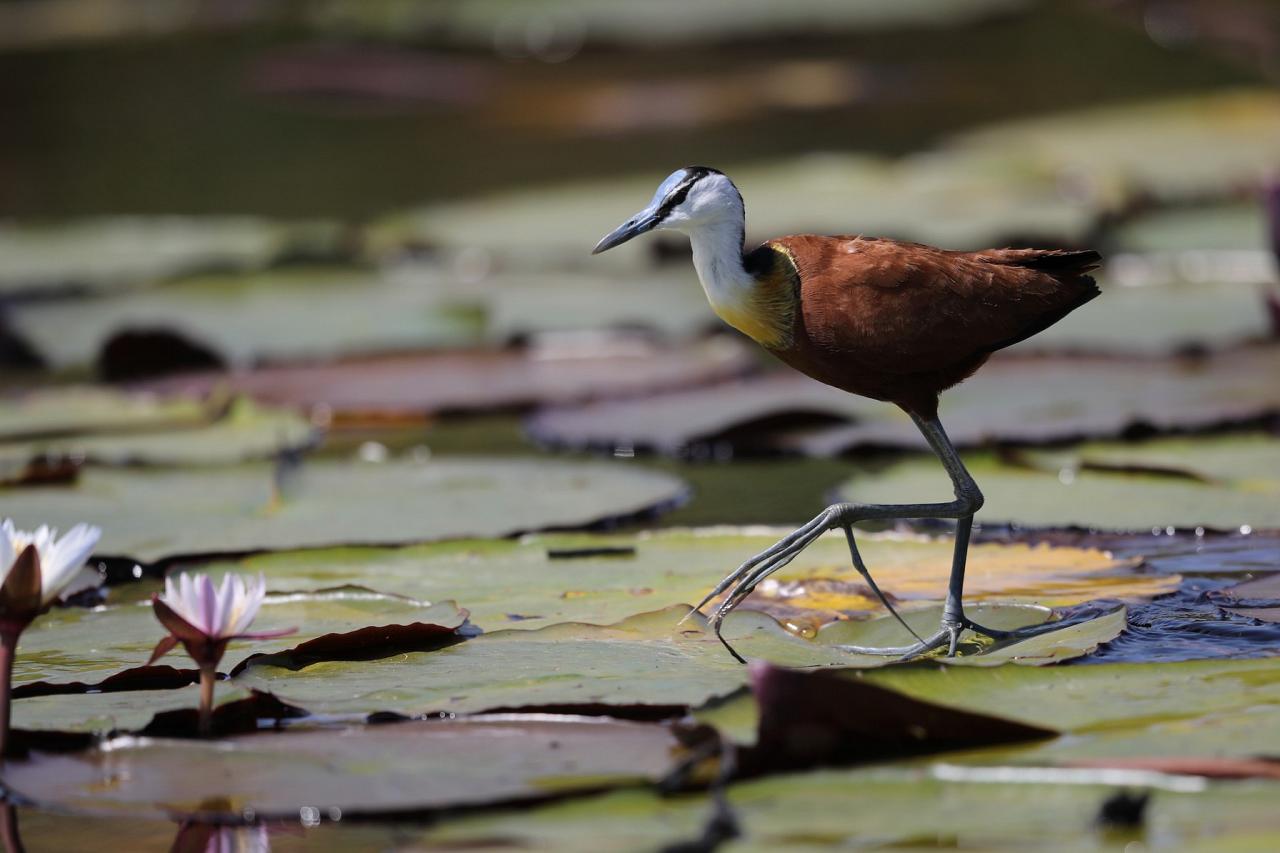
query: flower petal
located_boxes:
[145,634,180,666]
[198,574,219,637]
[40,523,101,605]
[152,596,208,644]
[0,544,42,616]
[232,626,298,641]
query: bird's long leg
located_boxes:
[695,410,1002,662]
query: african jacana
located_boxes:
[592,166,1100,661]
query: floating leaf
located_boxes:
[212,529,1150,633]
[836,434,1280,532]
[235,606,848,717]
[531,347,1280,456]
[417,766,1280,851]
[3,716,684,819]
[138,337,753,419]
[1212,573,1280,623]
[372,151,1094,265]
[10,685,257,735]
[7,266,483,370]
[11,588,467,696]
[946,89,1280,204]
[0,397,313,473]
[815,603,1127,668]
[235,602,1121,719]
[0,458,686,564]
[0,217,342,297]
[0,388,208,442]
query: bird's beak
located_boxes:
[591,210,660,255]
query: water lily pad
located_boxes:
[1212,573,1280,623]
[531,347,1280,456]
[1021,279,1272,355]
[371,151,1094,264]
[0,388,209,441]
[11,588,468,693]
[7,266,483,370]
[10,684,257,734]
[0,217,342,297]
[0,457,686,564]
[824,602,1128,667]
[417,767,1280,851]
[836,434,1280,532]
[213,529,1152,633]
[235,601,1123,718]
[234,606,846,717]
[0,397,314,474]
[946,89,1280,204]
[138,337,753,419]
[863,655,1280,733]
[1112,203,1273,254]
[2,715,683,819]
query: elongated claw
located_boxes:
[842,525,926,645]
[681,509,835,624]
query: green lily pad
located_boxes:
[531,347,1280,456]
[233,606,843,716]
[817,603,1128,667]
[10,684,256,734]
[0,397,313,473]
[946,89,1280,204]
[372,151,1094,264]
[12,588,468,693]
[1021,279,1272,355]
[417,769,1280,852]
[0,457,686,564]
[1112,203,1272,254]
[836,433,1280,532]
[0,217,342,297]
[7,266,483,370]
[0,388,208,441]
[235,601,1122,718]
[2,715,683,819]
[702,655,1280,756]
[863,655,1280,733]
[211,529,1149,633]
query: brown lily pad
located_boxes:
[529,346,1280,457]
[137,337,754,420]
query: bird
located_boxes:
[591,166,1101,661]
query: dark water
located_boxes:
[1056,533,1280,664]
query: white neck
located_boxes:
[686,218,752,312]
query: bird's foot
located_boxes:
[680,506,845,662]
[834,614,1011,662]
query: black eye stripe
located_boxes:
[654,166,713,222]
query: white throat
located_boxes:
[686,218,752,313]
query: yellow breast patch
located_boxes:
[712,243,798,350]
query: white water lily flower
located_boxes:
[0,519,101,609]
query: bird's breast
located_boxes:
[703,242,799,350]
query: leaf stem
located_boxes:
[198,663,216,737]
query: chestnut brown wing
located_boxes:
[775,235,1099,375]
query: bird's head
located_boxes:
[591,166,743,254]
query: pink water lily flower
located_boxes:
[0,520,101,621]
[149,572,295,735]
[149,573,295,668]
